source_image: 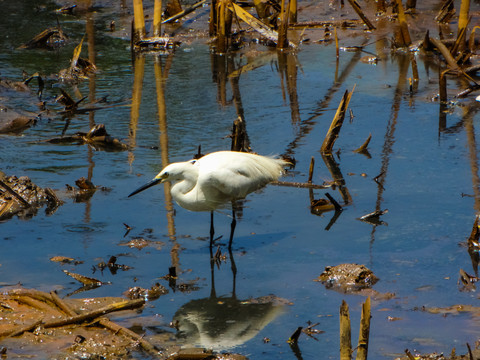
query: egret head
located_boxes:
[128,161,197,198]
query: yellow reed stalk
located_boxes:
[457,0,470,51]
[133,0,146,41]
[394,0,411,46]
[153,0,163,37]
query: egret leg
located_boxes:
[228,210,236,251]
[209,211,215,249]
[228,209,237,296]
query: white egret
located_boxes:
[128,151,288,209]
[128,151,289,247]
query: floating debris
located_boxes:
[0,173,62,220]
[62,270,105,287]
[50,256,83,265]
[19,27,68,50]
[358,209,388,225]
[315,263,379,293]
[47,124,128,151]
[124,283,169,301]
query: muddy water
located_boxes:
[2,0,480,358]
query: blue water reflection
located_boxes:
[1,3,480,359]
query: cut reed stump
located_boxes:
[340,300,352,360]
[355,297,371,360]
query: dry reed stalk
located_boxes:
[320,86,355,154]
[217,0,227,53]
[346,0,375,30]
[435,0,455,23]
[210,0,217,35]
[457,0,471,52]
[340,300,352,360]
[153,0,163,37]
[289,0,297,23]
[133,0,146,42]
[229,2,295,48]
[277,0,289,50]
[394,0,411,46]
[355,297,371,360]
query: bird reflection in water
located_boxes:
[173,294,284,351]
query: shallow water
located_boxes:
[2,0,480,358]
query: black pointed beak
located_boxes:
[128,178,162,197]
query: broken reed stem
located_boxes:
[354,133,371,153]
[308,156,315,183]
[355,297,371,360]
[346,0,375,30]
[98,317,162,355]
[133,0,146,41]
[50,291,77,316]
[288,326,303,344]
[394,0,411,46]
[429,37,460,70]
[163,0,206,24]
[43,299,145,328]
[435,0,455,23]
[320,86,355,154]
[13,295,64,316]
[153,0,163,37]
[340,300,352,360]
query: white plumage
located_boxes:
[129,151,288,211]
